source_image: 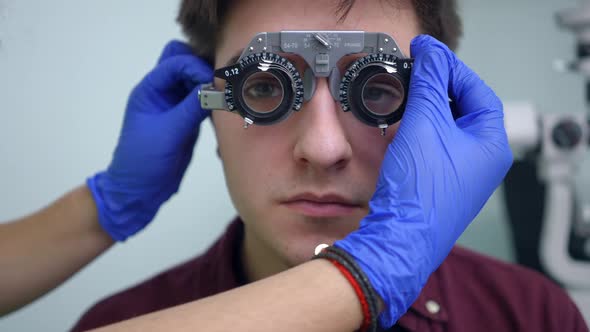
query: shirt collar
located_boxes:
[192,218,246,297]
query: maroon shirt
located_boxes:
[71,220,588,332]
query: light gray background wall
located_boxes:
[0,0,588,331]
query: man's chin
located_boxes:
[279,235,344,268]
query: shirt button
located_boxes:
[425,300,441,315]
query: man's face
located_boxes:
[212,0,421,278]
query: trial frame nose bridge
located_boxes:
[303,66,342,103]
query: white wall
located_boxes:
[0,0,587,331]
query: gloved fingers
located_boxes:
[411,35,504,127]
[420,38,508,146]
[157,40,196,65]
[144,54,214,93]
[454,107,507,140]
[447,58,503,125]
[406,34,456,124]
[172,84,211,129]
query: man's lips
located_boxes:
[281,193,363,217]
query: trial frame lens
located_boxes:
[361,73,405,116]
[241,71,286,114]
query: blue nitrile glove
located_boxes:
[335,35,513,328]
[87,41,213,241]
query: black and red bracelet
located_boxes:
[313,245,379,332]
[329,258,372,331]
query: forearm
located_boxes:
[91,259,363,332]
[0,185,114,315]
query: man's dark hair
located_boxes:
[177,0,462,65]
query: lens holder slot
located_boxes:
[219,52,304,126]
[340,54,412,128]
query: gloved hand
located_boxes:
[87,41,213,241]
[335,35,513,327]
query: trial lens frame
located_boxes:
[199,31,412,135]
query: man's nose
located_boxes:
[292,78,352,172]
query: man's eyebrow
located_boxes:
[224,51,242,67]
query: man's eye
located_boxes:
[244,80,282,98]
[364,83,402,102]
[362,80,405,116]
[242,74,285,113]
